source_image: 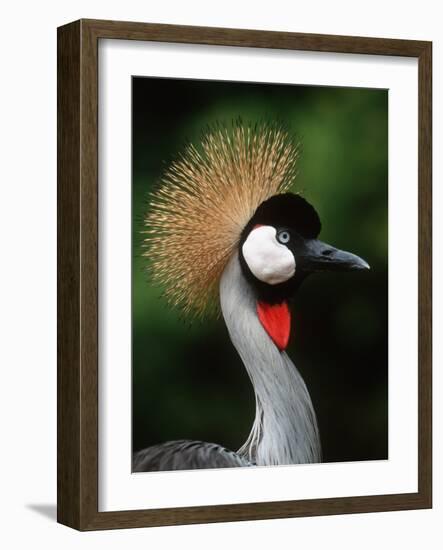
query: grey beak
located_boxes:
[299,239,370,272]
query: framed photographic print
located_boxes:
[57,19,432,530]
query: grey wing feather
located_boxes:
[133,440,252,471]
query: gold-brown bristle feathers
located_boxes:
[142,122,300,317]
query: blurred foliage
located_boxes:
[132,77,388,463]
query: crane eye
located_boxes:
[277,230,291,245]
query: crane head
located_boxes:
[239,193,369,305]
[237,193,369,350]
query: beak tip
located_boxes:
[356,259,370,271]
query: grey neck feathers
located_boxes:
[219,254,321,466]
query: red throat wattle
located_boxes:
[257,301,291,351]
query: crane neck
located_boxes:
[219,254,321,466]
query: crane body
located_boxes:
[133,123,368,472]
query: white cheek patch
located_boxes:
[242,226,296,285]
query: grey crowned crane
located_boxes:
[133,123,369,472]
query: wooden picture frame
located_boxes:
[57,18,432,530]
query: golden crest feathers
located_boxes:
[143,122,299,316]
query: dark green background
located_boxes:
[132,77,388,463]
